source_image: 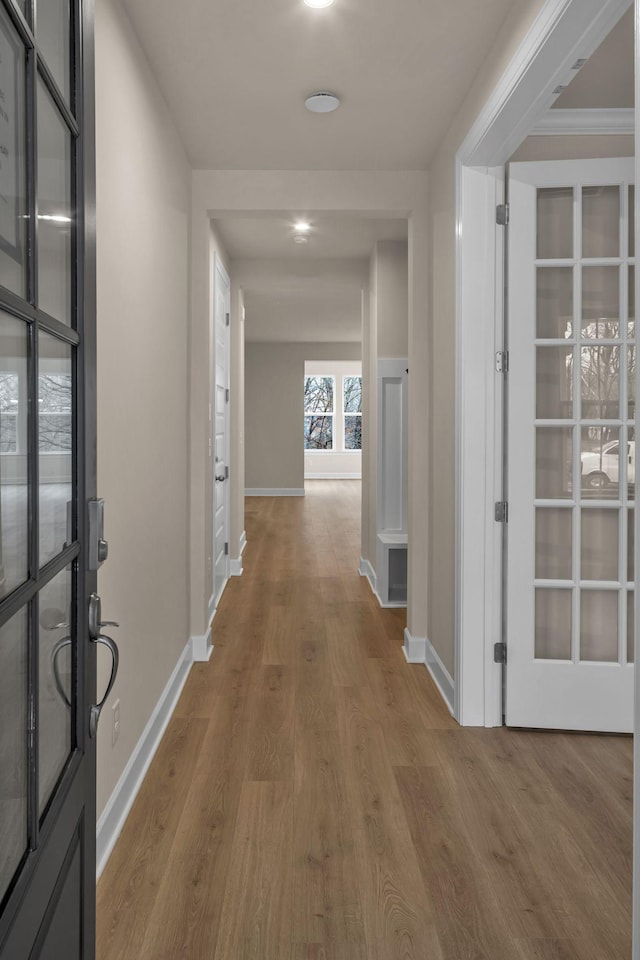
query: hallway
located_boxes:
[96,481,632,960]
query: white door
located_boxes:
[506,158,635,732]
[213,257,230,609]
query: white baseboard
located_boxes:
[403,628,454,716]
[359,557,407,609]
[230,531,246,575]
[96,639,193,877]
[191,626,213,662]
[403,628,427,663]
[304,473,362,480]
[245,488,305,497]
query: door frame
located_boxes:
[454,0,633,727]
[209,252,230,621]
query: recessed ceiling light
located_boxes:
[305,92,341,113]
[304,0,334,7]
[294,220,311,233]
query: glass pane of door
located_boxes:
[0,7,27,298]
[0,608,28,903]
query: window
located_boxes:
[38,374,72,453]
[343,375,362,450]
[0,373,19,452]
[304,375,334,449]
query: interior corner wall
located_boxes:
[427,0,547,680]
[95,0,191,819]
[245,341,361,492]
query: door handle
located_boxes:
[215,474,225,482]
[51,637,72,708]
[90,633,119,738]
[88,593,120,737]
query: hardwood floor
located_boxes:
[97,480,632,960]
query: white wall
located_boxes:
[245,342,361,492]
[362,240,409,576]
[304,359,362,479]
[427,0,547,678]
[95,0,191,817]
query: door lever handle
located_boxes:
[90,633,120,738]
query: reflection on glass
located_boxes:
[628,508,634,582]
[629,346,636,422]
[0,8,26,297]
[344,416,361,450]
[580,590,618,662]
[581,345,619,419]
[630,186,635,259]
[536,346,573,419]
[580,427,620,498]
[628,591,634,664]
[36,0,71,102]
[581,509,618,581]
[536,428,573,499]
[537,187,573,260]
[582,266,620,339]
[535,589,572,659]
[39,566,73,815]
[0,313,28,596]
[536,267,573,339]
[0,608,27,902]
[629,428,635,502]
[39,332,72,566]
[535,508,572,580]
[629,265,635,339]
[582,186,620,259]
[37,80,72,325]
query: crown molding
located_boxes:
[532,107,634,135]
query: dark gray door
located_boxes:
[0,0,98,957]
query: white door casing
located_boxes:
[213,256,230,612]
[506,157,635,732]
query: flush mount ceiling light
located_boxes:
[304,0,334,7]
[294,220,311,233]
[305,92,341,113]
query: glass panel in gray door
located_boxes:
[581,509,619,581]
[536,346,573,418]
[536,428,573,499]
[39,332,72,566]
[39,565,73,816]
[0,8,26,298]
[37,80,72,325]
[0,312,28,596]
[535,589,572,659]
[535,508,572,579]
[0,608,28,901]
[36,0,71,102]
[582,266,620,339]
[581,345,620,419]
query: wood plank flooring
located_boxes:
[97,480,632,960]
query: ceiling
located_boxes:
[553,7,634,109]
[215,216,407,260]
[120,0,516,171]
[121,0,634,343]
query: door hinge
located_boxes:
[494,501,508,523]
[496,203,509,226]
[224,541,229,556]
[225,388,230,402]
[495,350,509,374]
[225,465,229,479]
[225,312,230,327]
[494,641,507,664]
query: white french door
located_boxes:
[506,157,635,732]
[212,256,230,610]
